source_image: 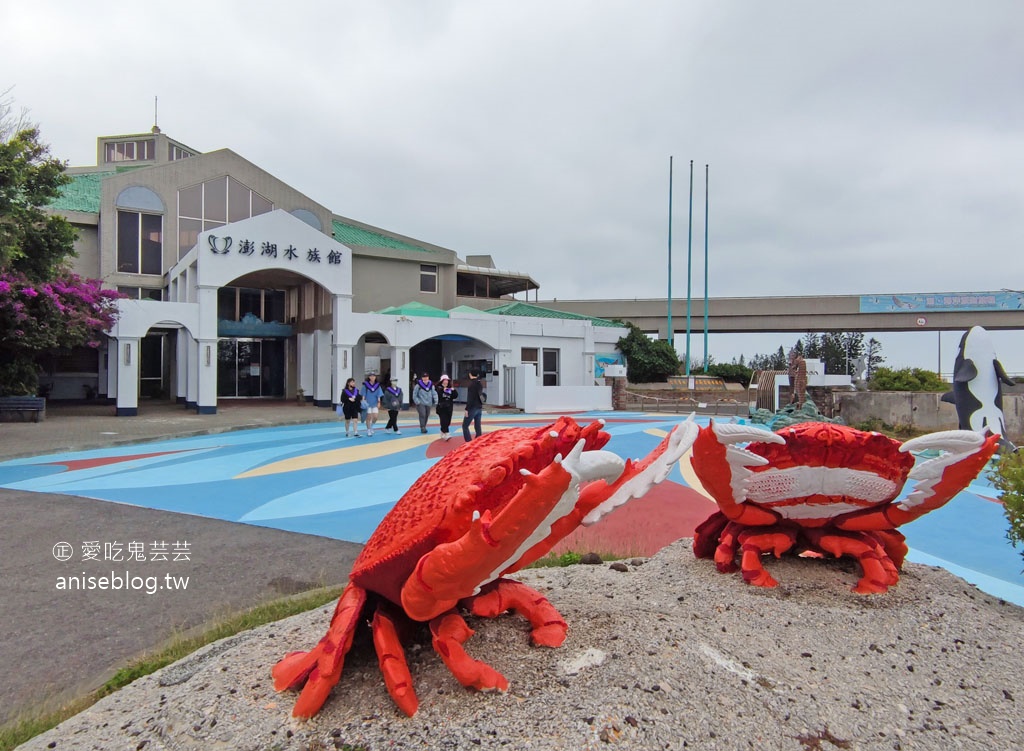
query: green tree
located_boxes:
[867,366,947,392]
[865,337,884,379]
[0,106,121,395]
[0,125,76,278]
[992,450,1024,566]
[616,323,682,382]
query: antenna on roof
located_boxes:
[151,96,161,134]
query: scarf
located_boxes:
[363,380,381,393]
[386,386,401,395]
[416,378,432,391]
[343,387,359,399]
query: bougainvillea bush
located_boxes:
[0,272,122,396]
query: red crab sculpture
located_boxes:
[274,415,697,717]
[689,421,998,593]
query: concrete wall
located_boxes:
[835,391,1024,443]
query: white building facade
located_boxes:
[48,128,625,415]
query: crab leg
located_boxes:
[465,577,569,647]
[735,527,797,587]
[402,440,623,621]
[273,583,367,718]
[690,421,785,526]
[429,612,510,693]
[837,430,998,532]
[805,529,900,594]
[371,605,418,716]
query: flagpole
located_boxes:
[667,157,674,348]
[703,163,709,370]
[686,159,693,377]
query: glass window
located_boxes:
[103,139,154,162]
[179,184,202,219]
[204,177,227,223]
[228,177,250,222]
[140,214,163,274]
[420,264,438,294]
[542,348,560,387]
[117,211,140,272]
[251,192,272,216]
[218,288,236,321]
[117,210,163,275]
[521,347,538,364]
[239,288,262,320]
[264,290,286,323]
[178,217,202,259]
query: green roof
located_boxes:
[483,301,621,327]
[49,171,115,213]
[374,301,450,318]
[333,219,437,254]
[448,305,487,314]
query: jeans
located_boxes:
[416,404,431,431]
[462,406,482,442]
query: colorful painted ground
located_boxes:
[0,412,1020,605]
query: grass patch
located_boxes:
[0,585,345,751]
[528,550,630,568]
[852,418,927,441]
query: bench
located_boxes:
[0,396,47,422]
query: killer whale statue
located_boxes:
[941,326,1017,453]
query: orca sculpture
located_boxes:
[941,326,1017,453]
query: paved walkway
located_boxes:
[1,401,1021,730]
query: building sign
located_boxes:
[208,235,343,265]
[859,291,1024,313]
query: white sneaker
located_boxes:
[368,429,374,436]
[395,429,401,435]
[354,432,361,437]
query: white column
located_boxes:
[313,329,333,407]
[196,286,219,414]
[176,330,189,404]
[186,331,199,409]
[115,337,140,416]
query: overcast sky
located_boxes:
[3,1,1023,372]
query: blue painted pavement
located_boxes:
[1,412,1020,606]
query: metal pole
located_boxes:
[686,159,693,376]
[703,163,709,370]
[667,157,673,348]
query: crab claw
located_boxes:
[839,429,999,531]
[579,415,699,525]
[896,429,999,520]
[690,421,785,525]
[401,439,622,621]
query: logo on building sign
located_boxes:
[207,235,343,265]
[208,235,233,255]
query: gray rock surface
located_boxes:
[18,540,1024,750]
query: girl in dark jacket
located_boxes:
[435,374,458,440]
[382,379,404,434]
[338,378,362,437]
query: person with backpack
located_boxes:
[382,378,404,434]
[338,378,363,437]
[462,370,484,442]
[360,372,383,436]
[435,374,458,440]
[413,372,437,434]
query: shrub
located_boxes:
[867,366,947,392]
[991,450,1024,567]
[706,363,754,384]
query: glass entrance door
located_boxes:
[217,338,286,397]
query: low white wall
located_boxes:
[521,377,612,413]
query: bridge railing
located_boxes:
[621,390,748,416]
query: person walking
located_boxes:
[360,372,383,436]
[462,370,484,442]
[435,374,458,440]
[382,378,403,434]
[413,372,437,434]
[338,378,362,437]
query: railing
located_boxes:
[621,390,748,416]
